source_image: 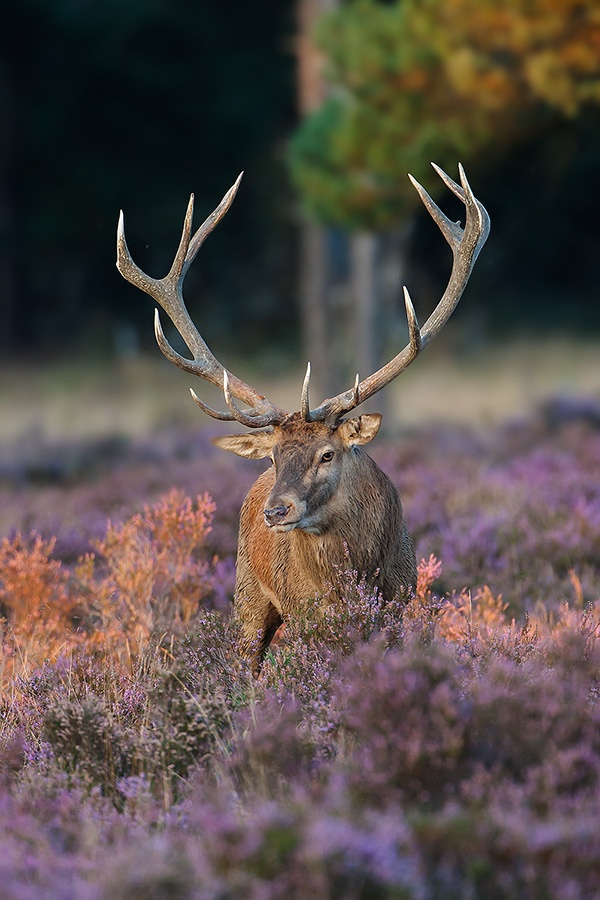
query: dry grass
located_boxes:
[385,336,600,428]
[0,336,599,445]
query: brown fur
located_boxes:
[215,412,417,673]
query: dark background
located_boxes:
[1,0,599,365]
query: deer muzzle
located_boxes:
[263,505,292,528]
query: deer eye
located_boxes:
[320,450,334,463]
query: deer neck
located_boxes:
[289,450,398,584]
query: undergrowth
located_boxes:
[0,407,599,897]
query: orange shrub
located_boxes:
[86,489,217,666]
[0,533,79,680]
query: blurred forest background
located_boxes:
[1,0,600,435]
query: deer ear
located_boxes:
[337,413,382,447]
[212,431,275,459]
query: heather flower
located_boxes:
[227,693,315,797]
[42,693,136,799]
[335,640,468,807]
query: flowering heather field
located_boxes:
[0,392,599,898]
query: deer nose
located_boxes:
[263,505,291,527]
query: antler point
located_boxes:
[229,172,244,197]
[301,361,312,421]
[116,209,126,246]
[403,285,416,317]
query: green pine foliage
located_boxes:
[289,0,600,230]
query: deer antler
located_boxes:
[116,175,288,428]
[306,163,490,423]
[117,164,488,429]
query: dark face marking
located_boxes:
[265,422,344,533]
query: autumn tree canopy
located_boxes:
[289,0,600,230]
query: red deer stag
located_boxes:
[116,164,490,673]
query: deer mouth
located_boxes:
[268,520,301,533]
[264,513,324,535]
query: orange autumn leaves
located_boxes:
[432,0,600,116]
[0,490,217,679]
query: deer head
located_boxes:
[213,411,383,533]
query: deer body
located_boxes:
[116,162,489,673]
[215,414,417,669]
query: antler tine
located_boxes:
[403,286,422,355]
[223,371,282,428]
[166,191,196,284]
[301,362,312,422]
[430,162,466,200]
[189,386,237,421]
[352,372,360,406]
[116,177,288,426]
[407,172,463,250]
[182,173,244,280]
[309,163,490,423]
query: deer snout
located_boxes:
[263,505,291,528]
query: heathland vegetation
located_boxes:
[0,359,599,896]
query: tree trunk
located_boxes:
[295,0,339,401]
[351,231,378,385]
[299,221,333,398]
[349,227,416,422]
